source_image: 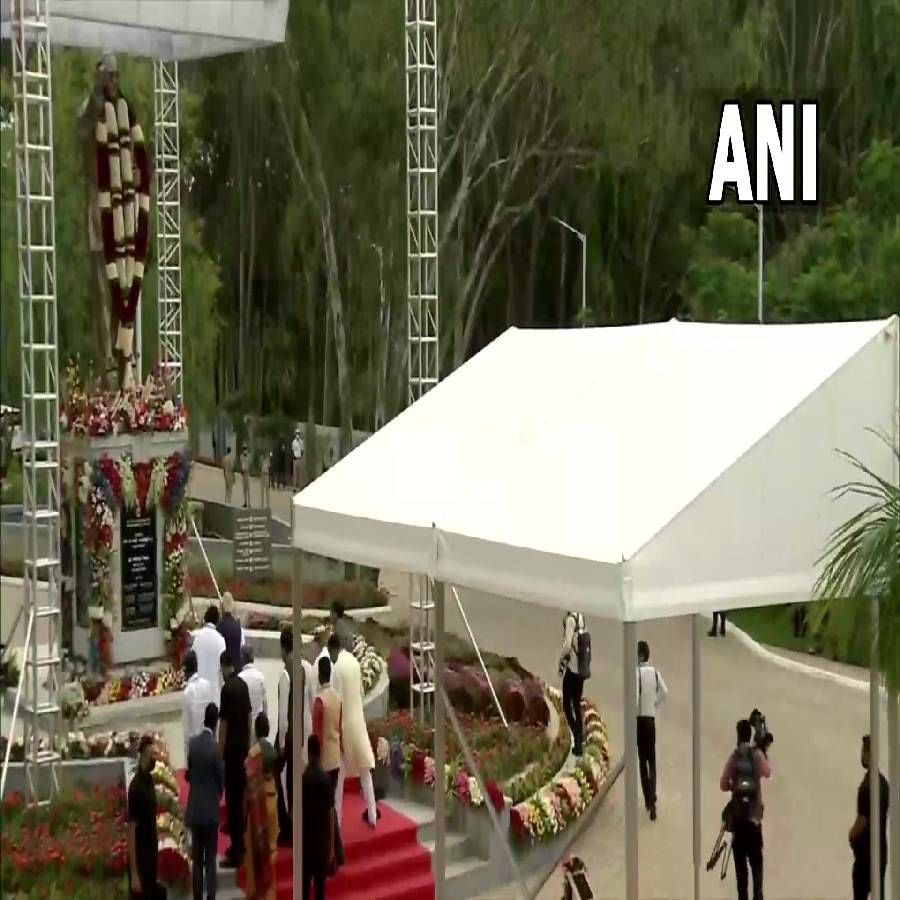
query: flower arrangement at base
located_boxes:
[312,625,387,696]
[61,356,187,437]
[60,679,89,728]
[161,500,194,665]
[81,664,185,706]
[510,692,611,844]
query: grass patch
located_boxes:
[730,601,872,669]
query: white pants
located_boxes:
[335,760,377,826]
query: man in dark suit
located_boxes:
[219,650,252,868]
[303,735,335,900]
[186,703,224,900]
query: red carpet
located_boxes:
[177,771,435,900]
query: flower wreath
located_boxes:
[66,451,192,670]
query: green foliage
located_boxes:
[813,434,900,692]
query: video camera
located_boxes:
[749,708,774,756]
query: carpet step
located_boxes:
[276,869,436,900]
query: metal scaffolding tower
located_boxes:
[405,0,439,721]
[154,59,183,396]
[6,0,63,805]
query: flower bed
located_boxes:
[509,691,612,843]
[80,664,186,706]
[0,734,189,897]
[1,728,166,764]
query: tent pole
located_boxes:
[291,547,304,900]
[888,686,899,900]
[623,620,639,900]
[692,614,703,900]
[870,594,881,900]
[434,579,447,897]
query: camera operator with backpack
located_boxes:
[720,719,772,900]
[558,611,591,759]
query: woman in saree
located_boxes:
[243,712,279,899]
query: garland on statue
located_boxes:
[70,451,192,671]
[95,93,151,370]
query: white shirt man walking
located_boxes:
[635,640,668,821]
[181,649,213,762]
[193,606,227,695]
[292,430,304,490]
[238,645,268,734]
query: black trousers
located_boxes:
[302,862,327,900]
[224,750,247,862]
[191,824,218,900]
[710,611,726,634]
[732,820,764,900]
[852,852,887,900]
[277,740,292,840]
[561,669,585,755]
[636,716,657,809]
[327,769,345,866]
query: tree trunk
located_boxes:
[322,306,332,428]
[557,229,567,326]
[524,212,541,326]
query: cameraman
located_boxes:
[720,719,771,900]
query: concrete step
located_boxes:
[421,831,472,866]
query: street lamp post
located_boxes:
[553,216,587,327]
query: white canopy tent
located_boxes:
[293,317,899,899]
[1,0,289,57]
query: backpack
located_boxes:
[569,613,591,680]
[729,746,758,823]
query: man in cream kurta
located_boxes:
[328,634,378,828]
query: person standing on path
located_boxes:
[329,634,379,829]
[219,650,252,869]
[260,449,271,508]
[849,734,890,900]
[194,605,227,696]
[182,649,213,762]
[636,640,668,821]
[243,712,278,900]
[223,446,235,506]
[559,611,587,758]
[292,429,305,490]
[128,736,161,898]
[709,611,727,636]
[720,718,772,900]
[186,702,224,900]
[302,735,335,900]
[240,445,251,508]
[240,645,268,733]
[313,656,345,867]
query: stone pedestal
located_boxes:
[63,430,189,667]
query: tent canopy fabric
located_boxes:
[1,0,289,59]
[293,318,899,623]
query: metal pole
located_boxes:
[433,579,446,898]
[581,233,587,327]
[190,515,221,600]
[888,686,899,900]
[449,583,508,727]
[756,203,764,324]
[870,594,882,900]
[291,548,304,900]
[692,614,703,900]
[623,620,639,900]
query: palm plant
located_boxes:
[813,432,900,693]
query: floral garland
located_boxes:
[61,356,187,436]
[82,664,185,706]
[510,692,611,843]
[162,501,194,663]
[70,450,191,670]
[311,625,387,696]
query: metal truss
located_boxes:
[405,0,439,721]
[154,59,183,395]
[3,0,63,806]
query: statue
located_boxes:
[78,53,152,393]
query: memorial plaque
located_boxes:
[121,511,158,631]
[233,509,272,580]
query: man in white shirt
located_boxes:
[291,429,304,490]
[636,640,668,821]
[239,645,267,730]
[559,611,587,758]
[182,649,213,762]
[192,606,227,695]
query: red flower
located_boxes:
[411,750,426,783]
[485,779,505,813]
[510,806,525,838]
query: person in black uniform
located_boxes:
[219,649,252,869]
[303,735,335,900]
[128,735,164,898]
[849,734,890,900]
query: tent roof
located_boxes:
[1,0,288,59]
[293,318,899,622]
